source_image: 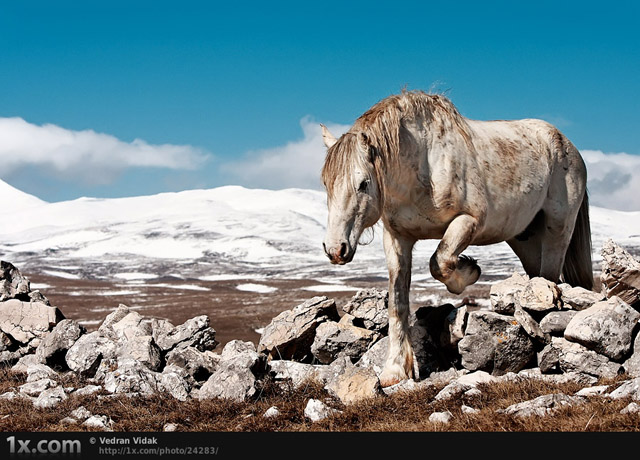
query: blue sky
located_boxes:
[1,1,639,208]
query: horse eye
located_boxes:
[358,180,369,193]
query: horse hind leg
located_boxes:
[506,210,544,278]
[430,214,481,295]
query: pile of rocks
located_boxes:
[1,238,640,426]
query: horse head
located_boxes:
[320,124,382,265]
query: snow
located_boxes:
[236,283,278,294]
[0,178,639,281]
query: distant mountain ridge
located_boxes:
[0,179,638,282]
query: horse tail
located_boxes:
[562,190,593,290]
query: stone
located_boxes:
[35,319,85,369]
[118,335,162,371]
[263,406,280,418]
[575,385,610,397]
[355,336,388,377]
[429,410,453,424]
[163,423,179,432]
[624,331,640,377]
[457,311,535,375]
[75,385,102,396]
[71,406,92,421]
[258,296,340,362]
[490,272,529,314]
[315,355,354,386]
[0,299,64,344]
[518,277,562,313]
[538,344,560,373]
[26,363,58,382]
[197,340,268,402]
[269,360,322,388]
[499,393,585,417]
[325,365,382,405]
[111,311,152,342]
[514,305,549,344]
[154,315,218,352]
[103,358,159,396]
[341,288,389,332]
[600,239,640,307]
[461,405,480,414]
[558,284,604,311]
[66,331,117,377]
[607,378,640,400]
[0,330,13,352]
[552,337,623,379]
[621,402,640,414]
[97,304,131,339]
[311,320,381,364]
[83,415,114,431]
[441,306,468,349]
[0,261,31,302]
[34,386,68,409]
[540,311,578,335]
[564,296,640,360]
[19,378,58,396]
[304,399,341,422]
[11,354,41,373]
[165,346,219,383]
[157,370,190,401]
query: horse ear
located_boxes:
[320,124,337,149]
[358,132,376,162]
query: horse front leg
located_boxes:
[380,228,416,387]
[430,214,481,295]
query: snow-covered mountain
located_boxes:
[1,179,639,283]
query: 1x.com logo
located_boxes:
[6,436,81,454]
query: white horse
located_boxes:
[320,90,592,387]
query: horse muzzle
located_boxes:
[323,241,354,265]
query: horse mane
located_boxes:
[321,90,471,198]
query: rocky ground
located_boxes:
[1,239,640,432]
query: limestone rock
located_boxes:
[35,319,85,369]
[355,336,388,377]
[458,311,535,375]
[304,399,341,422]
[26,363,58,382]
[118,335,162,371]
[153,315,218,352]
[111,311,152,342]
[540,311,578,336]
[600,239,640,307]
[518,277,562,313]
[103,358,159,396]
[19,378,58,396]
[608,377,640,400]
[0,261,31,302]
[624,332,640,377]
[325,365,382,405]
[514,305,549,344]
[564,296,640,360]
[441,306,468,349]
[268,360,322,388]
[341,288,389,332]
[311,320,381,364]
[552,337,623,379]
[490,272,529,314]
[33,386,68,409]
[257,296,340,362]
[499,393,585,417]
[198,340,268,402]
[0,299,64,344]
[66,332,117,377]
[165,346,219,383]
[558,283,604,311]
[429,411,453,424]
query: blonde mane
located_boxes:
[321,90,471,198]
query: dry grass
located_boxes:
[2,366,640,433]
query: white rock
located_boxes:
[34,386,68,409]
[461,405,479,414]
[429,410,453,424]
[304,399,341,422]
[83,415,114,431]
[263,406,280,418]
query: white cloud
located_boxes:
[582,150,640,211]
[0,117,209,184]
[221,116,350,190]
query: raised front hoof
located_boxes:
[445,255,481,295]
[379,364,412,388]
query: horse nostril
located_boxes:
[339,242,347,259]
